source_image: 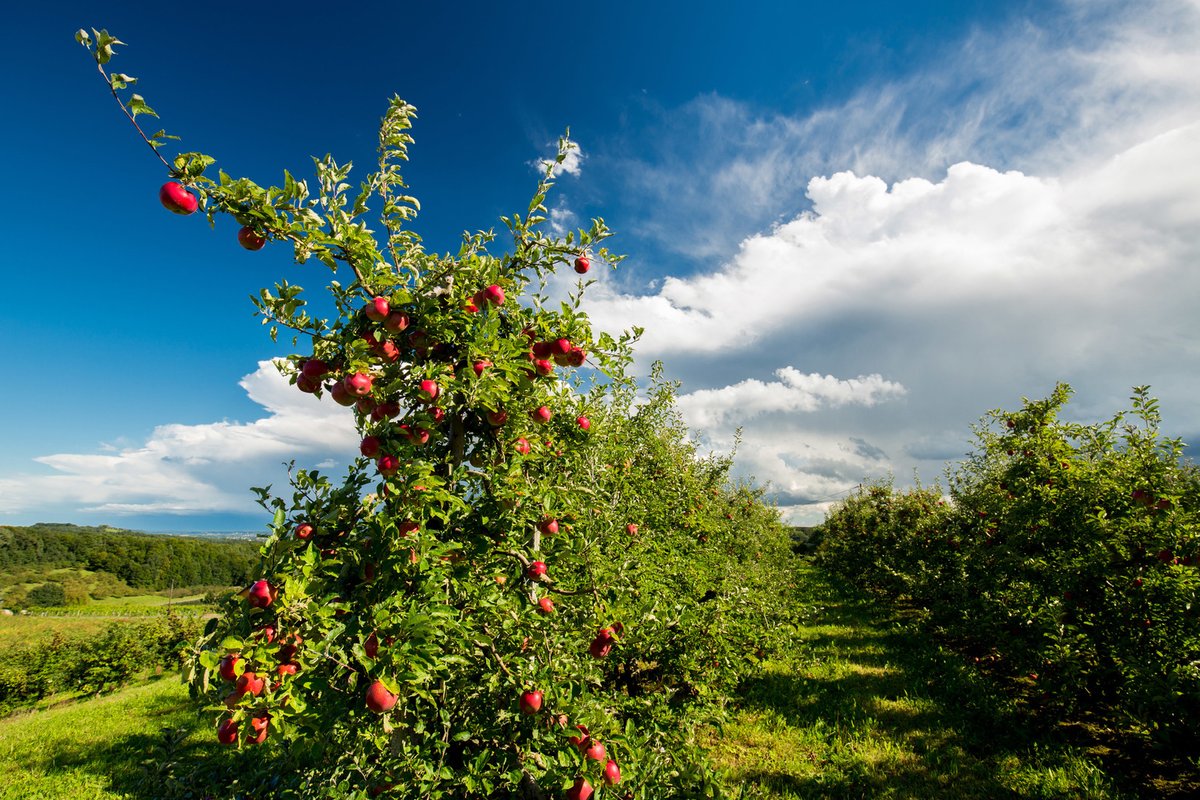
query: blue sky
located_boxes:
[3,1,1199,530]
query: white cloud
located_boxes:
[579,0,1200,524]
[535,140,584,177]
[677,369,906,429]
[0,362,359,518]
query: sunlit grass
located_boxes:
[707,561,1126,799]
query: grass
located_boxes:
[707,560,1128,799]
[0,676,204,800]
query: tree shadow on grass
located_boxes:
[727,589,1119,799]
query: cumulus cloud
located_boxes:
[577,0,1200,523]
[534,140,584,177]
[0,362,359,519]
[677,369,906,429]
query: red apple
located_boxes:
[216,718,239,745]
[566,777,593,800]
[531,406,552,424]
[603,760,621,786]
[533,359,554,377]
[276,662,298,676]
[531,341,554,359]
[472,359,491,377]
[218,654,241,681]
[464,299,479,313]
[295,523,315,540]
[537,595,555,614]
[487,410,509,427]
[568,724,591,751]
[577,416,591,431]
[573,256,590,274]
[482,284,505,306]
[585,741,606,762]
[365,632,379,659]
[589,636,613,659]
[518,689,543,715]
[360,435,382,458]
[418,379,440,403]
[567,347,586,367]
[300,358,329,379]
[248,713,270,744]
[383,311,410,333]
[236,671,265,697]
[236,226,266,251]
[345,373,374,396]
[377,455,401,477]
[538,517,559,536]
[514,438,531,455]
[366,680,398,713]
[552,338,571,356]
[330,382,358,407]
[247,580,275,608]
[626,523,639,536]
[296,373,321,393]
[159,181,198,215]
[364,296,390,322]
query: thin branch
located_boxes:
[96,62,171,171]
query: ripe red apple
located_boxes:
[519,689,543,715]
[377,455,401,477]
[365,632,380,659]
[383,311,410,333]
[295,523,315,540]
[531,406,552,424]
[258,624,277,644]
[538,596,555,614]
[526,561,548,581]
[330,382,358,406]
[567,347,586,367]
[345,373,374,396]
[568,724,591,751]
[296,373,321,393]
[514,438,531,455]
[482,284,505,306]
[418,379,440,403]
[159,181,198,215]
[237,226,267,251]
[366,680,398,713]
[531,341,554,359]
[603,760,621,786]
[276,662,298,676]
[216,718,239,745]
[247,580,275,608]
[538,517,559,536]
[236,671,265,697]
[360,435,382,458]
[626,523,639,536]
[566,777,593,800]
[364,296,390,322]
[577,416,591,430]
[552,338,571,356]
[585,741,606,762]
[300,358,329,380]
[533,359,554,377]
[472,359,492,377]
[464,299,479,313]
[218,654,241,681]
[248,713,270,744]
[487,410,509,427]
[589,636,613,659]
[573,256,590,274]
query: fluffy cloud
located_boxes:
[0,362,358,519]
[575,0,1200,523]
[677,370,906,429]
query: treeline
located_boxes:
[0,524,260,591]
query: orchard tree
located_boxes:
[78,28,749,800]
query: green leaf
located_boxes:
[127,94,158,119]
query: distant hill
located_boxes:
[0,523,260,591]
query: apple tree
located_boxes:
[78,28,773,799]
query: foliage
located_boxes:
[0,615,201,714]
[0,524,258,592]
[817,384,1200,754]
[78,27,796,799]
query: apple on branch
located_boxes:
[159,181,198,215]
